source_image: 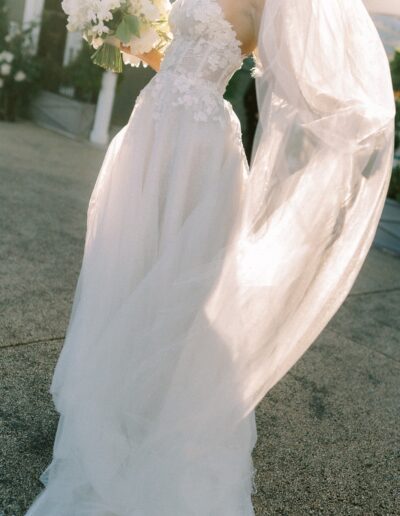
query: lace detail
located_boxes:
[143,0,244,124]
[173,0,244,76]
[148,70,227,123]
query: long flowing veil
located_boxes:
[208,0,395,419]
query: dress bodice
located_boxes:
[143,0,245,123]
[163,0,244,93]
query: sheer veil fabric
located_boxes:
[229,0,396,414]
[24,0,394,514]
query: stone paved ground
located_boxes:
[0,122,399,515]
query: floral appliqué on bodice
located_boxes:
[140,0,245,123]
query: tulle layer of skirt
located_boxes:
[25,84,257,515]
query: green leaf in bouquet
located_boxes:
[116,19,131,44]
[116,14,140,44]
[91,43,123,73]
[124,14,141,37]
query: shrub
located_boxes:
[61,43,103,104]
[0,2,41,121]
[388,53,400,202]
[390,49,400,92]
[388,165,400,202]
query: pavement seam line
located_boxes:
[348,286,400,298]
[0,336,65,350]
[329,327,400,365]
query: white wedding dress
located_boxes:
[27,1,257,515]
[25,0,394,515]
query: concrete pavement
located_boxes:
[0,121,399,515]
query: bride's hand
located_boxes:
[120,44,162,72]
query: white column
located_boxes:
[63,31,83,66]
[90,71,118,146]
[22,0,46,52]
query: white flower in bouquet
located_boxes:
[0,63,12,76]
[62,0,172,73]
[14,71,27,82]
[122,26,158,66]
[92,37,106,50]
[0,51,14,63]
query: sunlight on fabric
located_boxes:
[363,0,400,17]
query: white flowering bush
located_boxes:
[0,1,41,121]
[61,0,172,73]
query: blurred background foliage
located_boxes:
[390,49,400,91]
[61,44,103,104]
[37,0,103,103]
[224,57,258,161]
[0,0,41,121]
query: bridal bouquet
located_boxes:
[61,0,172,73]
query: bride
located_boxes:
[25,0,394,514]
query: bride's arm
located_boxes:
[120,45,163,72]
[218,0,263,56]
